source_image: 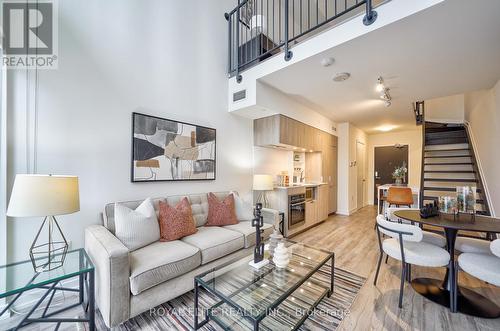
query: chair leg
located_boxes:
[406,264,412,282]
[385,254,389,264]
[374,252,383,285]
[399,262,406,308]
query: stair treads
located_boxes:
[424,148,470,152]
[424,155,471,158]
[424,162,473,165]
[424,170,476,173]
[424,187,482,193]
[423,195,485,203]
[424,178,477,182]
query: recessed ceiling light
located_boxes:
[320,57,335,67]
[333,72,350,82]
[377,125,397,132]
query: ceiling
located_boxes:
[260,0,500,134]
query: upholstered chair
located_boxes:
[453,239,500,311]
[386,187,414,208]
[374,215,451,308]
[455,236,492,254]
[386,208,446,247]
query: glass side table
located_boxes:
[0,248,95,330]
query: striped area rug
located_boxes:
[97,265,365,331]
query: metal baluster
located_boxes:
[284,0,293,61]
[363,0,378,25]
[236,1,242,82]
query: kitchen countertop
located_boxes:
[275,183,327,190]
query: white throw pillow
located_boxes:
[114,198,160,251]
[231,192,255,221]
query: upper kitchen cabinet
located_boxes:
[254,114,329,151]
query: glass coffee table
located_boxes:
[0,249,95,330]
[194,240,334,331]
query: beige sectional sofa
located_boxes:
[84,192,278,328]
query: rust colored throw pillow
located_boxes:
[205,193,239,226]
[158,198,197,241]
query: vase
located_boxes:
[268,230,283,257]
[395,178,403,185]
[272,242,290,269]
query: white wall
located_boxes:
[336,123,350,215]
[336,123,367,215]
[253,146,294,183]
[5,0,256,262]
[425,93,465,123]
[464,79,500,216]
[349,125,368,213]
[366,128,422,205]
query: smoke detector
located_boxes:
[321,57,335,67]
[333,72,350,82]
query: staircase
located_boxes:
[421,122,490,216]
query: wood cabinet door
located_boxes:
[305,200,318,225]
[318,185,329,221]
[329,185,337,214]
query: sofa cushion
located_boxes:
[129,240,201,295]
[114,198,160,251]
[158,198,197,241]
[181,226,244,264]
[231,191,254,221]
[223,221,274,248]
[206,193,238,226]
[166,194,208,227]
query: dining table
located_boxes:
[394,209,500,318]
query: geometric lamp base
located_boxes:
[30,216,68,272]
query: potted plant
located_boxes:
[392,162,408,185]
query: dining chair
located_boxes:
[455,236,492,254]
[386,187,414,208]
[454,239,500,311]
[387,207,446,247]
[374,215,451,308]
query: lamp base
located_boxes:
[30,216,68,272]
[256,191,270,208]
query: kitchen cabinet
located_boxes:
[254,114,326,151]
[305,200,318,226]
[318,184,329,221]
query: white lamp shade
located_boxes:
[250,15,266,32]
[253,174,273,191]
[7,175,80,217]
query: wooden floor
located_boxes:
[7,206,500,330]
[294,206,500,331]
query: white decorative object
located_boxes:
[268,230,283,257]
[273,243,290,269]
[250,15,266,33]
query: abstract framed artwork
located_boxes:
[131,112,216,182]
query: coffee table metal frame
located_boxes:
[193,241,334,331]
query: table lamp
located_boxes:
[253,174,273,208]
[7,174,80,272]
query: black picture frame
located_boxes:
[131,112,216,182]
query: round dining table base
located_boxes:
[411,278,500,318]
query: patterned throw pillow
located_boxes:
[158,197,197,241]
[205,193,239,226]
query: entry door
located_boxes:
[356,141,366,209]
[374,145,409,205]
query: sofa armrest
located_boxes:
[261,208,280,228]
[85,225,130,328]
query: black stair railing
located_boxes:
[225,0,378,83]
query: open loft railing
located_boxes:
[225,0,378,82]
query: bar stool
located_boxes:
[387,187,413,208]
